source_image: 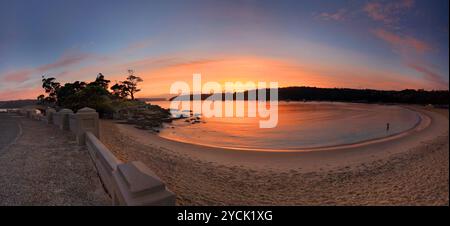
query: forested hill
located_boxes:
[169,87,449,105]
[0,99,37,108]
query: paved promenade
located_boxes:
[0,113,20,152]
[0,113,109,205]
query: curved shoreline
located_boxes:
[100,105,448,205]
[155,105,430,152]
[157,106,427,152]
[105,105,447,172]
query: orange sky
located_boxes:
[0,54,441,101]
[131,56,432,98]
[1,0,448,101]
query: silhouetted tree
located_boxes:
[89,73,110,89]
[122,69,143,100]
[56,81,87,107]
[37,94,45,104]
[110,82,128,99]
[41,75,61,104]
[37,72,148,117]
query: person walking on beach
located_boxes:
[386,123,390,131]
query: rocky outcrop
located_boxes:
[114,104,172,132]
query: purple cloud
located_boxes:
[1,52,92,84]
[407,61,448,88]
[364,0,414,25]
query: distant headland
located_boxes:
[169,86,449,106]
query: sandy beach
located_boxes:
[100,105,449,205]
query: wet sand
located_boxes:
[100,105,448,205]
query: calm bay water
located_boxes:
[148,101,420,150]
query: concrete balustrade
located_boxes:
[58,109,73,130]
[28,109,43,121]
[113,161,176,206]
[26,109,32,118]
[68,113,77,133]
[52,110,62,127]
[85,131,122,196]
[25,109,39,121]
[53,108,72,128]
[31,112,41,121]
[73,107,99,145]
[84,131,175,206]
[18,106,176,206]
[30,111,36,120]
[46,108,56,124]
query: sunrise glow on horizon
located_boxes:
[0,0,448,100]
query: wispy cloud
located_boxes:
[122,39,154,55]
[4,69,34,83]
[316,9,347,21]
[0,86,42,100]
[407,61,448,89]
[364,0,414,25]
[371,28,446,88]
[363,1,447,89]
[38,53,91,72]
[1,52,92,84]
[372,28,432,54]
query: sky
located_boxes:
[0,0,448,100]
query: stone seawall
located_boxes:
[20,107,176,206]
